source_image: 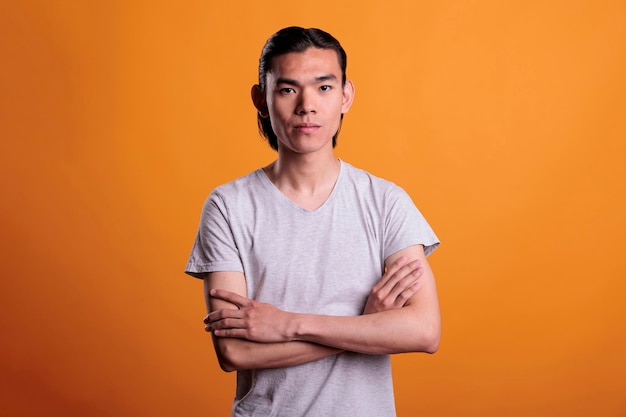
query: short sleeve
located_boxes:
[382,185,440,260]
[185,191,244,279]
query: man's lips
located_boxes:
[294,123,320,133]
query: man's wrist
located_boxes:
[288,313,307,342]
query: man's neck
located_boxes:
[264,150,340,210]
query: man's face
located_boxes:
[261,47,354,155]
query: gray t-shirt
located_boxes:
[186,160,439,417]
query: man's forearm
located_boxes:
[291,247,440,354]
[209,276,440,355]
[210,298,439,357]
[290,306,440,355]
[213,336,342,372]
[206,247,440,365]
[209,261,440,355]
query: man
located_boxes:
[186,26,440,417]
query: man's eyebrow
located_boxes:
[315,74,338,83]
[275,77,300,86]
[275,74,338,86]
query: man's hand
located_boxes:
[363,256,423,315]
[203,256,423,343]
[204,289,295,343]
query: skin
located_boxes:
[204,47,441,372]
[204,256,427,371]
[251,47,354,210]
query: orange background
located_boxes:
[1,1,625,416]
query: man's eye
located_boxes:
[320,85,332,91]
[280,88,295,94]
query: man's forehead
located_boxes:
[267,48,342,82]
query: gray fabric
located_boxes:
[186,160,439,417]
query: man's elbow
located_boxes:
[414,322,441,354]
[422,331,440,354]
[217,352,238,373]
[218,360,238,373]
[213,338,245,372]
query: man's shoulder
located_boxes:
[203,169,268,212]
[341,160,403,194]
[212,169,264,196]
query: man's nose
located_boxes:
[296,89,316,114]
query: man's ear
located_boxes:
[251,85,269,118]
[341,80,355,114]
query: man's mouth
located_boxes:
[295,123,320,133]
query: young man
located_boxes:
[186,27,440,417]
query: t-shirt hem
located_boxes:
[386,240,440,261]
[185,262,244,279]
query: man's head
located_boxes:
[253,27,349,151]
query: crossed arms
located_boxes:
[203,244,440,372]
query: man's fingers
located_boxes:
[378,259,422,292]
[386,280,423,310]
[387,264,423,298]
[205,289,251,330]
[364,257,425,314]
[207,307,243,323]
[376,262,424,308]
[205,310,244,332]
[212,328,247,338]
[390,259,421,282]
[209,288,249,307]
[372,256,408,292]
[206,321,241,334]
[387,256,409,278]
[396,280,422,303]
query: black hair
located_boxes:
[256,26,348,151]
